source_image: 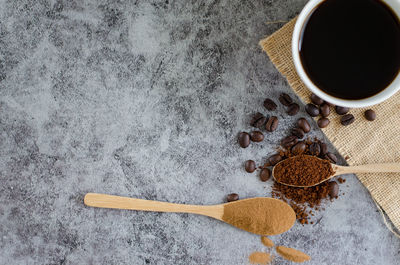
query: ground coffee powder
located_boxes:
[261,236,274,247]
[273,155,334,186]
[249,252,272,264]
[222,198,296,235]
[270,139,341,224]
[276,246,310,263]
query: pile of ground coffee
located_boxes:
[270,139,339,224]
[273,155,334,186]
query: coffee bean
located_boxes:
[238,132,250,148]
[250,131,264,142]
[291,128,305,139]
[309,142,321,156]
[364,109,376,121]
[324,152,338,164]
[287,103,300,116]
[291,141,306,155]
[281,135,298,148]
[305,103,320,117]
[255,117,267,129]
[319,142,328,155]
[317,117,330,128]
[328,181,339,198]
[297,118,311,133]
[245,160,256,173]
[259,168,271,182]
[320,103,330,117]
[279,93,293,106]
[265,116,279,132]
[335,106,350,115]
[227,193,239,202]
[341,114,355,126]
[263,98,277,111]
[250,112,266,128]
[250,112,264,123]
[310,93,324,105]
[268,154,282,166]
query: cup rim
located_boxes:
[292,0,400,108]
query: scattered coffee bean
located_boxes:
[310,93,324,105]
[297,118,311,133]
[281,135,298,149]
[309,142,321,156]
[279,93,293,106]
[245,160,256,173]
[317,117,330,128]
[260,168,271,182]
[319,142,328,155]
[238,132,250,148]
[227,193,239,202]
[305,103,320,117]
[268,154,282,166]
[324,152,338,164]
[328,181,339,198]
[291,128,305,139]
[335,106,350,115]
[263,98,277,111]
[364,109,376,121]
[291,141,306,155]
[265,116,279,132]
[263,161,271,167]
[250,131,264,142]
[250,112,264,124]
[287,103,300,116]
[320,103,330,117]
[250,113,266,128]
[340,114,355,126]
[255,117,267,129]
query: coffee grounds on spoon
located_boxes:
[273,155,334,186]
[270,139,341,224]
[222,198,296,235]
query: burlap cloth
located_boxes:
[260,18,400,235]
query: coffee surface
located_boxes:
[299,0,400,100]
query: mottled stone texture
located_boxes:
[0,0,399,264]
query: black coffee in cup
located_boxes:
[299,0,400,100]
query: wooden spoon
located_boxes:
[84,193,296,235]
[272,155,400,187]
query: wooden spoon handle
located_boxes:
[84,193,222,219]
[335,162,400,175]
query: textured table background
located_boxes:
[1,0,399,264]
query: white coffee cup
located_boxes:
[292,0,400,108]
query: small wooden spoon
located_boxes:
[272,155,400,187]
[84,193,296,235]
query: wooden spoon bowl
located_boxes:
[272,155,400,188]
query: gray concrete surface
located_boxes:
[1,0,399,264]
